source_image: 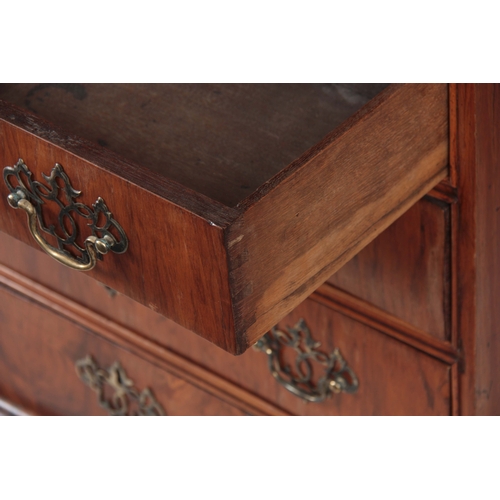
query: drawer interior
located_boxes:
[0,83,389,206]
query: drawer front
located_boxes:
[261,299,451,415]
[0,115,237,353]
[0,284,248,416]
[0,235,452,415]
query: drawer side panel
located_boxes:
[228,84,449,347]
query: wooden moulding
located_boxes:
[0,84,448,354]
[0,264,289,416]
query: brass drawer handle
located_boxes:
[76,355,165,416]
[254,319,359,403]
[4,159,128,271]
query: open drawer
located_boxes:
[0,84,448,354]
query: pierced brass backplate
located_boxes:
[254,318,359,403]
[3,159,128,271]
[75,355,165,416]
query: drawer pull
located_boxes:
[4,159,128,271]
[75,355,165,416]
[254,319,358,403]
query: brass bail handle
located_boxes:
[7,189,114,272]
[254,319,359,403]
[4,160,128,272]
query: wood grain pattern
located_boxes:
[0,230,458,363]
[0,259,289,416]
[0,233,456,415]
[327,197,451,340]
[448,83,458,187]
[474,84,500,415]
[0,85,450,354]
[453,84,500,415]
[2,83,499,415]
[266,299,451,415]
[313,283,458,364]
[452,84,476,416]
[228,84,449,347]
[0,84,389,206]
[0,284,253,416]
[0,115,238,353]
[0,259,451,415]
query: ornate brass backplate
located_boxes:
[75,355,165,416]
[254,318,359,403]
[3,159,128,271]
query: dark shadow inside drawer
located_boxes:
[328,196,451,341]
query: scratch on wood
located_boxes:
[228,234,244,248]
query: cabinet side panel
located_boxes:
[475,84,500,415]
[455,83,500,415]
[454,84,477,415]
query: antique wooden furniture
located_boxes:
[0,83,497,415]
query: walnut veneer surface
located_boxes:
[0,84,498,415]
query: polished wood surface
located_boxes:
[0,83,498,415]
[0,233,453,415]
[328,196,450,340]
[452,84,500,415]
[0,230,459,363]
[0,84,449,353]
[0,284,250,416]
[0,114,238,352]
[0,83,389,206]
[0,254,287,415]
[474,84,500,415]
[313,283,458,365]
[0,258,451,415]
[268,299,451,415]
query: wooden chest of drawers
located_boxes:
[0,83,498,415]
